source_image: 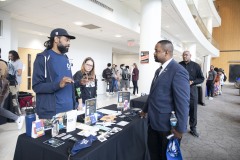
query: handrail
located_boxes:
[185,0,219,49]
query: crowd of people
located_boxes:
[102,62,139,96]
[206,65,227,100]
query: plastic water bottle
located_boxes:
[25,108,36,137]
[170,111,177,127]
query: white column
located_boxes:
[138,0,162,94]
[184,43,197,62]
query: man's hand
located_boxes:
[172,128,183,139]
[190,81,193,85]
[59,76,74,88]
[139,111,147,118]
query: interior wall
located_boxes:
[17,32,112,94]
[112,54,139,71]
[212,52,240,80]
[212,0,240,82]
[18,48,42,94]
[213,0,240,50]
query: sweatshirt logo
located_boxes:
[67,63,71,70]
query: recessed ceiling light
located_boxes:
[115,34,122,38]
[0,0,7,1]
[73,21,83,26]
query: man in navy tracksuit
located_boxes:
[32,28,77,119]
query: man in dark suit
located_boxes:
[141,40,190,160]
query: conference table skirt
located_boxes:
[14,105,150,160]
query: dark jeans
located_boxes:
[206,80,214,97]
[189,85,198,131]
[106,80,113,92]
[147,125,171,160]
[132,80,138,95]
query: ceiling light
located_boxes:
[115,34,122,38]
[74,21,83,26]
[0,0,6,1]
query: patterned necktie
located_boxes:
[154,66,162,82]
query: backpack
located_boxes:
[122,69,130,80]
[102,68,112,80]
[7,62,17,86]
[223,74,227,82]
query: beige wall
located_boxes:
[212,52,240,79]
[212,0,240,80]
[18,48,42,94]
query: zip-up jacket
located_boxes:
[32,50,76,119]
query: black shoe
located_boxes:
[190,130,199,137]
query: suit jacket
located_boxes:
[143,60,190,133]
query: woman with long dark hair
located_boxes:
[73,57,97,110]
[132,63,139,95]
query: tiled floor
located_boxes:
[0,85,240,160]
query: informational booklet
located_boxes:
[43,138,65,148]
[66,110,77,132]
[85,98,97,125]
[117,91,130,111]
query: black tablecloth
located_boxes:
[14,104,149,160]
[130,95,148,109]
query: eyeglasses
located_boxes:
[85,63,93,67]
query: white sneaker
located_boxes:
[16,116,25,130]
[209,97,213,100]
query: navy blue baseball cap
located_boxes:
[49,28,75,39]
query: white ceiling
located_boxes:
[0,0,218,57]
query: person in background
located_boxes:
[114,65,120,91]
[102,63,113,95]
[73,57,97,110]
[8,50,23,115]
[219,68,224,94]
[121,65,130,91]
[214,69,221,96]
[140,40,190,160]
[111,64,118,92]
[0,60,24,130]
[206,65,217,100]
[32,28,76,119]
[132,63,139,95]
[179,51,204,137]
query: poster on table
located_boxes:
[117,91,130,111]
[84,98,97,125]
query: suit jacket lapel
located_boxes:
[150,60,175,93]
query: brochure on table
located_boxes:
[66,110,77,132]
[84,98,97,125]
[117,91,130,111]
[31,119,45,138]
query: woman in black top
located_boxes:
[73,57,97,110]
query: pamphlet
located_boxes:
[31,119,45,138]
[84,98,97,125]
[43,138,65,148]
[66,110,77,132]
[117,91,130,111]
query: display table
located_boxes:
[14,104,149,160]
[130,95,148,109]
